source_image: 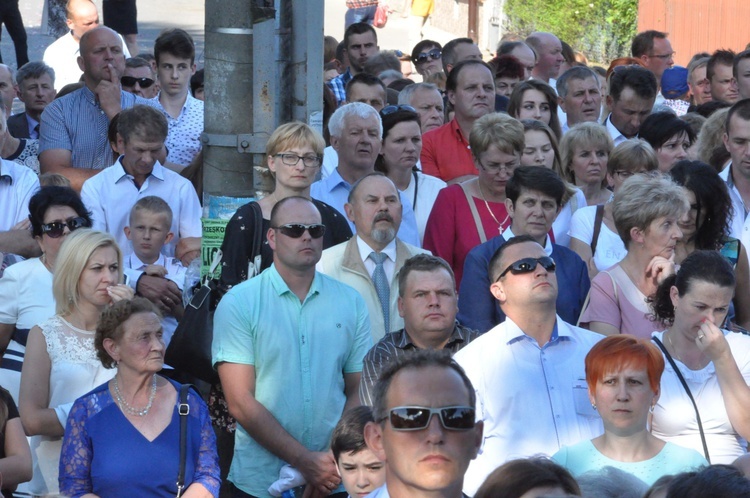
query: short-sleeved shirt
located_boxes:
[80,158,202,257]
[212,265,372,497]
[39,87,152,170]
[0,159,40,230]
[149,93,204,167]
[420,119,478,182]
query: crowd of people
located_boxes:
[2,0,750,497]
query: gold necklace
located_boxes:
[477,181,509,235]
[666,330,685,363]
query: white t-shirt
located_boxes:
[401,171,446,244]
[569,204,627,271]
[553,188,586,248]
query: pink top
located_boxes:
[579,264,666,339]
[423,184,510,287]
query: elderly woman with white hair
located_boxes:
[578,173,688,339]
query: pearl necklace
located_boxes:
[113,375,158,417]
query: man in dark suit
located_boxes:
[7,62,56,140]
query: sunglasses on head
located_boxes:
[380,104,417,116]
[41,216,90,238]
[381,406,476,431]
[272,223,326,239]
[496,256,556,281]
[120,76,155,88]
[413,48,441,65]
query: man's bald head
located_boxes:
[66,0,100,41]
[78,27,126,86]
[526,32,564,82]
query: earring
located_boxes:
[649,404,655,413]
[591,403,597,410]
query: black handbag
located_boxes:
[165,202,263,385]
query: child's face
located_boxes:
[125,210,173,263]
[337,448,385,497]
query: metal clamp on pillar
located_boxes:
[200,132,269,154]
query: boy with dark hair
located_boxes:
[151,28,203,168]
[330,406,385,498]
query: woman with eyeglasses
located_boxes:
[0,187,92,406]
[19,229,134,496]
[578,173,688,339]
[220,122,352,291]
[560,122,614,207]
[520,119,585,248]
[570,140,659,278]
[639,112,697,173]
[376,106,445,244]
[650,250,750,464]
[670,161,750,331]
[508,80,563,140]
[552,335,707,485]
[423,112,524,287]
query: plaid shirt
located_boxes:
[346,0,379,8]
[326,68,353,106]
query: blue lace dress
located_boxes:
[59,378,221,497]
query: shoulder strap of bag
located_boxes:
[590,204,605,255]
[459,183,487,244]
[577,269,618,326]
[176,383,191,497]
[247,201,264,279]
[651,337,711,463]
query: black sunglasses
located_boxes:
[497,256,556,281]
[380,104,416,116]
[272,223,326,239]
[41,216,90,238]
[121,76,155,88]
[381,406,476,431]
[413,48,441,65]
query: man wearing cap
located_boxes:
[661,66,690,116]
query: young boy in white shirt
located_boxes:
[124,195,187,346]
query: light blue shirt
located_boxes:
[453,316,603,495]
[39,86,154,170]
[212,265,372,497]
[311,168,421,247]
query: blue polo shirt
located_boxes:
[212,265,372,497]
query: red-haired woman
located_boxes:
[552,335,707,485]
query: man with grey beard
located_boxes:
[318,173,429,342]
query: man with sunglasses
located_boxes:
[458,166,589,332]
[213,196,371,498]
[121,57,158,99]
[453,234,602,495]
[318,173,428,342]
[363,348,483,498]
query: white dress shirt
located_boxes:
[720,162,750,265]
[80,158,202,257]
[454,316,603,495]
[0,159,40,230]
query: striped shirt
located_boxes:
[39,86,153,170]
[359,323,482,405]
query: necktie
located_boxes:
[33,124,40,139]
[369,251,390,332]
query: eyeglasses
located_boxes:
[475,157,518,174]
[497,256,556,281]
[413,49,441,65]
[381,406,476,431]
[120,76,155,88]
[380,104,417,116]
[41,216,90,238]
[274,153,322,168]
[272,223,326,239]
[648,52,676,60]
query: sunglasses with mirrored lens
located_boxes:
[272,223,326,239]
[121,76,155,88]
[497,256,556,281]
[413,48,441,65]
[384,406,476,431]
[41,217,90,238]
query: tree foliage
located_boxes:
[503,0,638,63]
